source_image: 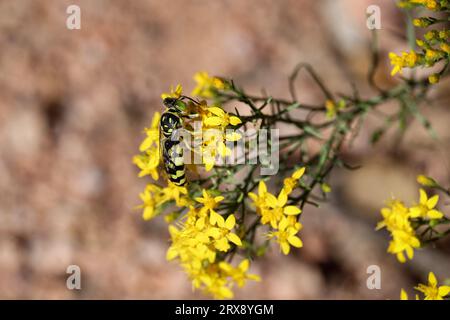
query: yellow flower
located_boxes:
[388,228,421,263]
[200,129,233,171]
[400,0,440,10]
[400,289,408,300]
[389,52,405,76]
[203,106,242,127]
[282,167,306,195]
[404,50,418,67]
[439,30,450,40]
[424,30,438,41]
[161,84,183,100]
[139,112,161,152]
[219,259,261,288]
[377,199,410,230]
[189,100,242,172]
[268,216,303,255]
[413,18,435,28]
[400,289,419,300]
[133,151,160,180]
[425,49,443,63]
[325,100,345,118]
[195,189,225,225]
[161,182,189,207]
[415,272,450,300]
[264,189,302,228]
[134,112,161,180]
[417,174,437,187]
[377,199,420,263]
[424,0,438,10]
[389,51,419,76]
[428,73,440,84]
[192,72,226,98]
[248,180,271,213]
[325,100,336,118]
[409,189,443,219]
[416,39,425,47]
[207,214,242,251]
[137,184,164,220]
[250,181,302,228]
[321,182,332,193]
[202,273,234,299]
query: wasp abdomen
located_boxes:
[162,139,186,186]
[160,108,186,186]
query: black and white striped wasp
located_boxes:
[160,96,199,186]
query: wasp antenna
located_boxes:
[180,95,201,105]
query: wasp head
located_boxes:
[163,97,187,113]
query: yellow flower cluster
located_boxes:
[398,0,446,10]
[166,190,260,299]
[133,79,257,298]
[377,189,444,263]
[161,83,241,172]
[249,168,305,255]
[135,81,242,183]
[388,51,420,76]
[376,199,420,263]
[137,182,189,221]
[191,72,241,170]
[401,272,450,300]
[136,182,260,298]
[133,112,161,181]
[390,1,449,83]
[193,101,242,171]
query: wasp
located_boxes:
[160,96,198,186]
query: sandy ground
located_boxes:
[0,0,449,299]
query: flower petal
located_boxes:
[284,206,301,215]
[428,272,437,287]
[207,107,225,117]
[419,189,428,205]
[225,214,236,230]
[281,242,290,255]
[427,195,439,209]
[204,116,224,127]
[229,116,242,125]
[227,233,242,246]
[292,167,306,180]
[288,235,303,248]
[214,196,225,203]
[438,286,450,297]
[216,214,225,228]
[277,190,288,207]
[427,209,443,219]
[278,217,289,231]
[400,289,408,300]
[238,259,249,272]
[266,193,279,208]
[258,181,267,195]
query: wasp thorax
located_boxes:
[163,97,187,113]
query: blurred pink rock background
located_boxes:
[0,0,449,299]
